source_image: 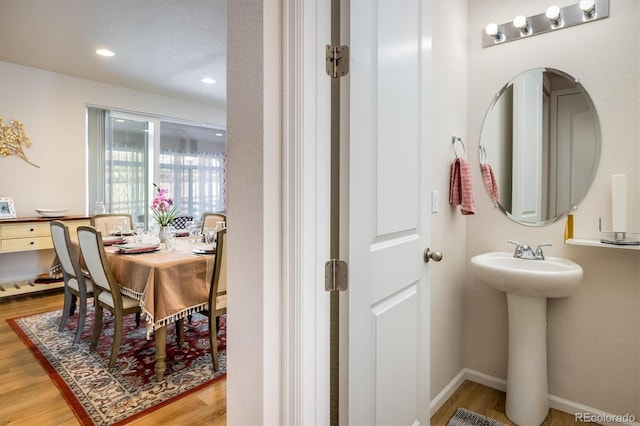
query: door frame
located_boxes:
[282,1,333,425]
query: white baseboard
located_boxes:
[430,368,639,426]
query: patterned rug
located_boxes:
[447,407,508,426]
[7,306,226,425]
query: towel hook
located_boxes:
[452,136,465,159]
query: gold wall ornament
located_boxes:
[0,116,40,168]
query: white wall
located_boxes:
[466,0,639,417]
[430,0,469,398]
[226,0,282,424]
[0,61,225,282]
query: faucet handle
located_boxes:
[534,243,552,259]
[507,240,523,257]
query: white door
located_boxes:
[348,0,432,424]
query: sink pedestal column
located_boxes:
[505,293,549,426]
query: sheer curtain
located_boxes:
[158,149,226,218]
[107,142,147,222]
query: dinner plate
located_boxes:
[192,247,216,254]
[35,208,68,217]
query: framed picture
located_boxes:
[0,197,16,219]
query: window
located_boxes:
[87,107,226,225]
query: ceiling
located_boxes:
[0,0,227,107]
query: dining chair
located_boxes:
[91,213,133,236]
[50,221,94,344]
[170,215,194,230]
[77,225,142,368]
[200,228,227,371]
[200,212,227,232]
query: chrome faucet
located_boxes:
[507,240,551,260]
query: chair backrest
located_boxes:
[77,226,123,306]
[210,228,227,305]
[170,215,194,230]
[201,212,226,232]
[50,220,84,285]
[91,214,133,236]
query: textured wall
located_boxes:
[465,0,639,416]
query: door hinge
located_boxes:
[325,259,348,291]
[325,44,349,78]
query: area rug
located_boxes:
[447,407,508,426]
[7,307,226,425]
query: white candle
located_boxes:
[611,174,627,233]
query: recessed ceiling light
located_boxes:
[201,77,216,84]
[114,119,126,123]
[215,132,223,137]
[96,49,115,57]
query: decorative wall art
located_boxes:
[0,116,39,168]
[0,197,17,219]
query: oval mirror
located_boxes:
[479,67,601,226]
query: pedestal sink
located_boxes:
[470,252,583,426]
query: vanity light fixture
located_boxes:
[485,23,504,43]
[482,0,608,48]
[513,15,531,36]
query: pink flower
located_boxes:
[151,184,179,225]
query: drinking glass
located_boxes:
[165,226,177,251]
[149,223,160,240]
[203,228,216,248]
[188,222,200,243]
[134,222,145,243]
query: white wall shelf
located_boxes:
[565,238,640,250]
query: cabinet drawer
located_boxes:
[0,222,50,238]
[0,236,53,252]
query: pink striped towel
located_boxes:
[480,162,500,205]
[449,158,476,215]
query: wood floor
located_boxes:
[3,290,598,426]
[0,290,226,425]
[431,380,597,425]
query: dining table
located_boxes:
[91,236,215,382]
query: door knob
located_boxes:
[423,248,443,263]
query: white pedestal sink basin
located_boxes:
[470,252,583,426]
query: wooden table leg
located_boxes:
[155,325,167,382]
[176,318,185,348]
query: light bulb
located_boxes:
[546,5,560,21]
[485,23,499,36]
[546,5,562,26]
[579,0,595,12]
[485,23,504,42]
[513,15,527,29]
[513,15,531,35]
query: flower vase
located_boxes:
[158,226,167,243]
